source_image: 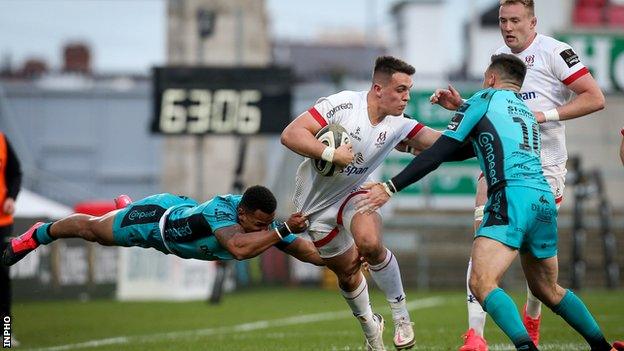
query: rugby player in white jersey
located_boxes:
[281,56,440,350]
[430,1,605,350]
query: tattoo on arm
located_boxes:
[214,224,245,248]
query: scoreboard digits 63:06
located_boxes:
[151,67,292,135]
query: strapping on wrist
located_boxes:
[543,109,560,122]
[274,222,291,241]
[381,181,397,197]
[321,146,335,162]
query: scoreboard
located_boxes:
[151,67,292,135]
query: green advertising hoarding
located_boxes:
[556,31,624,93]
[382,89,481,209]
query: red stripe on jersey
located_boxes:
[555,196,563,205]
[313,227,340,248]
[336,190,368,225]
[308,107,328,128]
[406,123,425,139]
[477,172,485,181]
[562,67,589,86]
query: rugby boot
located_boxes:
[365,313,386,351]
[393,317,415,350]
[459,328,488,351]
[3,222,44,266]
[522,304,541,347]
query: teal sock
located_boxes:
[551,290,611,351]
[34,223,55,245]
[483,288,532,347]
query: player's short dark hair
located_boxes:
[488,53,527,87]
[239,185,277,214]
[500,0,534,16]
[373,56,415,82]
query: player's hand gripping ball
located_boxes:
[313,124,350,176]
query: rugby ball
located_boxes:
[313,124,350,176]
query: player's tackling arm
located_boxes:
[535,74,605,123]
[215,224,284,260]
[215,212,309,260]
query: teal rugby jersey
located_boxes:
[164,195,296,260]
[443,88,550,193]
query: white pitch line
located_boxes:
[24,296,446,351]
[488,343,587,351]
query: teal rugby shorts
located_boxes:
[111,193,197,254]
[476,186,558,259]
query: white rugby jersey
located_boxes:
[293,90,424,215]
[495,34,590,166]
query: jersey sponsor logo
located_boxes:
[349,126,362,141]
[519,91,537,100]
[512,163,530,171]
[214,208,236,222]
[524,55,535,68]
[531,201,554,223]
[490,190,504,220]
[128,209,158,221]
[478,132,500,185]
[120,204,167,227]
[560,48,580,68]
[326,102,353,119]
[447,113,464,131]
[457,102,471,112]
[165,222,193,239]
[165,213,213,243]
[374,131,387,147]
[354,152,365,165]
[339,165,369,176]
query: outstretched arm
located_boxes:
[391,136,472,191]
[215,213,309,260]
[358,136,471,213]
[215,224,283,260]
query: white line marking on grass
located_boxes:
[25,296,446,351]
[488,343,587,350]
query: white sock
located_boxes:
[466,258,487,336]
[369,248,410,322]
[341,273,377,337]
[525,283,542,318]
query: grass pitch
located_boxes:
[13,287,624,350]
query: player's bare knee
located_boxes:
[335,267,361,290]
[469,273,496,301]
[357,240,383,262]
[468,278,485,301]
[537,284,566,307]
